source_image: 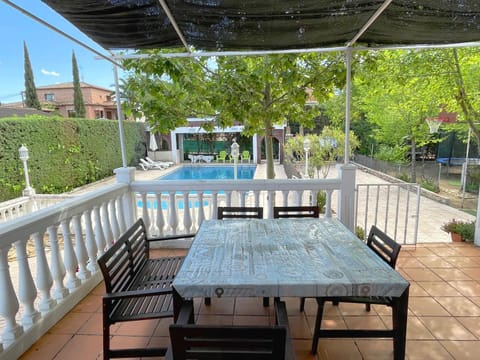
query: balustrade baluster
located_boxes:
[101,202,114,245]
[32,232,56,311]
[14,238,41,328]
[109,199,121,241]
[93,206,107,252]
[168,191,178,234]
[47,225,68,300]
[182,191,192,233]
[155,193,165,235]
[115,195,127,234]
[325,190,333,218]
[0,246,23,344]
[72,215,90,280]
[225,191,232,206]
[140,192,150,231]
[60,219,80,290]
[211,191,218,219]
[197,192,205,228]
[267,190,275,218]
[83,209,98,272]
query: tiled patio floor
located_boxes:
[20,243,480,360]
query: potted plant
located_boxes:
[441,219,476,242]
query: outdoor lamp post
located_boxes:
[303,138,310,178]
[19,145,35,196]
[231,139,240,180]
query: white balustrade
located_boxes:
[0,167,354,358]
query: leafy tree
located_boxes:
[122,51,348,178]
[72,51,86,118]
[284,128,359,179]
[23,41,41,110]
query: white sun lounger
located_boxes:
[145,157,174,167]
[139,158,166,170]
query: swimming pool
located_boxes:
[158,165,257,180]
[139,165,257,210]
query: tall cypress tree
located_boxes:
[23,41,41,109]
[72,50,86,118]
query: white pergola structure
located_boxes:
[6,0,480,245]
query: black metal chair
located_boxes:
[302,225,405,356]
[273,206,319,218]
[218,206,264,219]
[167,300,294,360]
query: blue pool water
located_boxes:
[158,165,256,180]
[139,165,256,210]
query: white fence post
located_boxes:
[338,163,356,232]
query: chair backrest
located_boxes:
[366,225,401,268]
[218,206,263,219]
[242,150,250,158]
[169,324,286,360]
[273,206,319,218]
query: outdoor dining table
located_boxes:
[172,218,410,358]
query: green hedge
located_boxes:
[0,116,146,201]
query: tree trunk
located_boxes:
[410,138,417,183]
[263,82,275,179]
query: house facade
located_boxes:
[36,82,118,120]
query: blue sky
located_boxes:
[0,1,122,104]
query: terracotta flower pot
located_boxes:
[450,232,464,242]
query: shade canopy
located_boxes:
[41,1,480,52]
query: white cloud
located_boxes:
[41,69,60,76]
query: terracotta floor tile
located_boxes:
[418,281,463,297]
[152,317,175,337]
[195,314,234,326]
[456,317,480,339]
[419,317,477,340]
[432,268,474,281]
[444,257,480,267]
[305,315,347,335]
[397,257,426,268]
[113,319,160,336]
[314,339,362,360]
[290,339,320,360]
[409,297,450,316]
[337,302,379,316]
[20,333,71,360]
[78,312,103,335]
[449,280,480,297]
[406,340,453,360]
[288,315,313,339]
[109,335,150,358]
[408,282,430,297]
[71,294,102,313]
[49,311,95,335]
[234,297,272,316]
[441,340,480,360]
[233,315,271,326]
[418,257,455,268]
[343,315,386,330]
[408,247,438,257]
[53,334,103,360]
[402,268,443,281]
[461,267,480,280]
[434,296,480,316]
[405,316,435,340]
[468,296,480,307]
[429,247,461,257]
[356,339,395,360]
[198,297,235,315]
[17,243,480,359]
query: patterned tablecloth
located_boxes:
[173,218,409,299]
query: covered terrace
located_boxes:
[2,1,480,359]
